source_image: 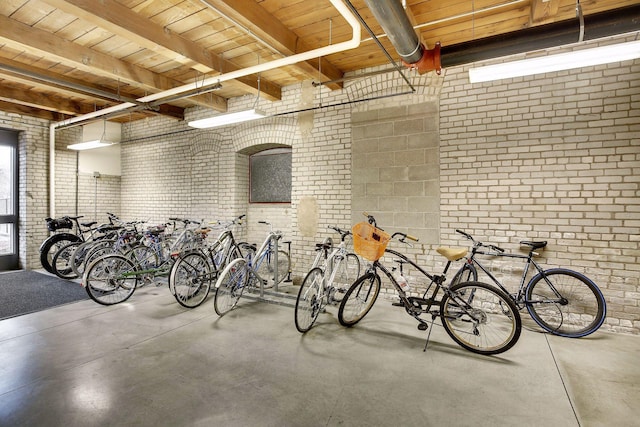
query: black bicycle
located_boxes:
[40,215,101,273]
[337,214,522,355]
[451,230,606,338]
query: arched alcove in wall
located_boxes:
[229,116,299,244]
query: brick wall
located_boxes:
[439,36,640,333]
[55,127,121,225]
[15,34,635,334]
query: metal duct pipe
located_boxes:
[365,2,638,73]
[440,4,640,68]
[363,0,441,74]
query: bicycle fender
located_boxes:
[39,232,79,252]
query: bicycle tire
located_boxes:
[125,245,160,270]
[450,263,478,287]
[440,281,521,355]
[257,249,290,287]
[214,258,249,316]
[84,254,138,305]
[295,267,325,332]
[170,251,212,308]
[52,241,82,279]
[72,239,116,277]
[329,253,360,302]
[525,268,606,338]
[40,233,82,273]
[337,272,381,327]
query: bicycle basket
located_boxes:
[46,217,73,232]
[352,222,391,261]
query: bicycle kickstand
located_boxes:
[422,314,437,352]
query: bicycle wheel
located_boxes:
[295,267,325,332]
[441,281,521,355]
[170,251,212,308]
[450,263,478,287]
[126,245,159,270]
[52,241,82,279]
[337,272,381,327]
[83,254,138,305]
[214,258,249,316]
[525,268,606,338]
[257,249,290,287]
[40,233,82,273]
[73,239,116,277]
[330,253,360,302]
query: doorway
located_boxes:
[0,129,19,271]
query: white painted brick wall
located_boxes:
[439,35,640,334]
[11,34,635,335]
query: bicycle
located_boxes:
[51,220,127,279]
[40,215,98,273]
[294,226,361,332]
[168,215,247,308]
[82,221,204,305]
[69,220,144,279]
[337,214,522,355]
[213,220,290,316]
[451,230,607,338]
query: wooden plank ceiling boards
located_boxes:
[0,0,635,123]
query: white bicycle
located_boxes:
[294,226,361,332]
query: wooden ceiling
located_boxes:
[0,0,636,123]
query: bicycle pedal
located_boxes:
[417,323,429,331]
[391,300,404,307]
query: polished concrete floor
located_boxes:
[0,278,638,427]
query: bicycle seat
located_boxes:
[81,221,98,228]
[520,241,547,250]
[146,226,166,235]
[436,247,468,262]
[315,242,332,251]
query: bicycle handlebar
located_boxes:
[328,225,351,241]
[392,232,419,243]
[456,229,504,253]
[362,211,380,228]
[169,217,202,226]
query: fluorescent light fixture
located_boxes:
[469,40,640,83]
[67,140,114,150]
[188,108,266,129]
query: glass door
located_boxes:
[0,129,19,271]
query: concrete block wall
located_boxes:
[351,102,440,243]
[439,36,640,333]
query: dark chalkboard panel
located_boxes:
[250,151,291,203]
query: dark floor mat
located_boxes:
[0,270,88,320]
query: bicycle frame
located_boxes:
[370,247,452,321]
[462,245,565,307]
[246,232,281,287]
[243,221,286,291]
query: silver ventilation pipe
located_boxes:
[363,0,441,73]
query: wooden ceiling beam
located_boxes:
[0,13,226,112]
[41,0,281,102]
[0,81,96,116]
[0,57,184,120]
[0,99,68,121]
[531,0,561,24]
[201,0,344,89]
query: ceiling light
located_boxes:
[188,108,266,129]
[469,40,640,83]
[66,140,114,150]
